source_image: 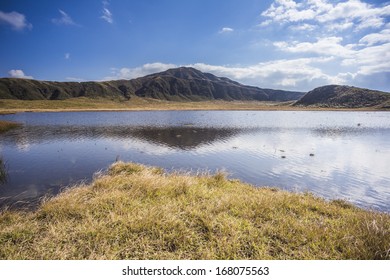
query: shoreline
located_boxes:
[1,98,388,114]
[0,161,389,260]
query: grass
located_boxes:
[0,120,21,133]
[0,161,389,260]
[0,98,385,114]
[0,158,6,184]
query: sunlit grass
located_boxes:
[0,162,389,260]
[1,98,383,114]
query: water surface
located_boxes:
[0,111,389,211]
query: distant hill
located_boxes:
[294,85,390,109]
[0,67,304,102]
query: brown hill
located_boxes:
[294,85,390,109]
[0,67,304,102]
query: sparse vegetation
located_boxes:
[294,85,390,109]
[1,97,386,115]
[0,120,21,133]
[0,158,6,184]
[1,162,389,260]
[0,98,299,114]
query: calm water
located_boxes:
[0,111,389,212]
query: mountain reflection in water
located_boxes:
[0,125,244,209]
[1,125,243,150]
[0,110,389,212]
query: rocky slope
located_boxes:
[0,67,304,102]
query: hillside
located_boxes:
[294,85,390,109]
[0,67,304,102]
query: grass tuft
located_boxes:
[0,158,7,184]
[0,120,21,133]
[0,161,389,260]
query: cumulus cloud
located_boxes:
[345,43,390,76]
[189,58,340,89]
[101,1,113,24]
[8,69,33,79]
[260,0,316,24]
[0,10,32,30]
[289,23,316,31]
[359,27,390,46]
[274,36,390,77]
[219,27,234,33]
[274,37,355,57]
[258,1,390,91]
[260,0,390,32]
[52,10,77,26]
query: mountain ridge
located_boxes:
[1,67,389,109]
[0,67,304,102]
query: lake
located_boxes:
[0,110,389,212]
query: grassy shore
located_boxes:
[1,98,386,114]
[0,120,21,133]
[0,162,389,260]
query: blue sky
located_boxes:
[0,0,389,92]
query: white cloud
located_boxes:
[261,0,316,23]
[8,69,33,79]
[289,23,316,31]
[359,27,390,46]
[52,9,77,26]
[65,53,70,59]
[274,36,390,77]
[0,10,32,30]
[66,77,85,82]
[257,1,390,91]
[219,27,234,33]
[347,43,390,76]
[258,19,272,27]
[103,62,177,80]
[261,0,390,32]
[190,58,340,88]
[103,59,342,91]
[101,8,113,24]
[101,1,113,24]
[274,37,355,58]
[325,21,354,32]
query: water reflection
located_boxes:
[1,125,243,150]
[0,111,389,212]
[130,127,241,150]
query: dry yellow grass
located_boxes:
[0,162,389,260]
[1,98,385,114]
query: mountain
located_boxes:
[0,67,304,102]
[294,85,390,109]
